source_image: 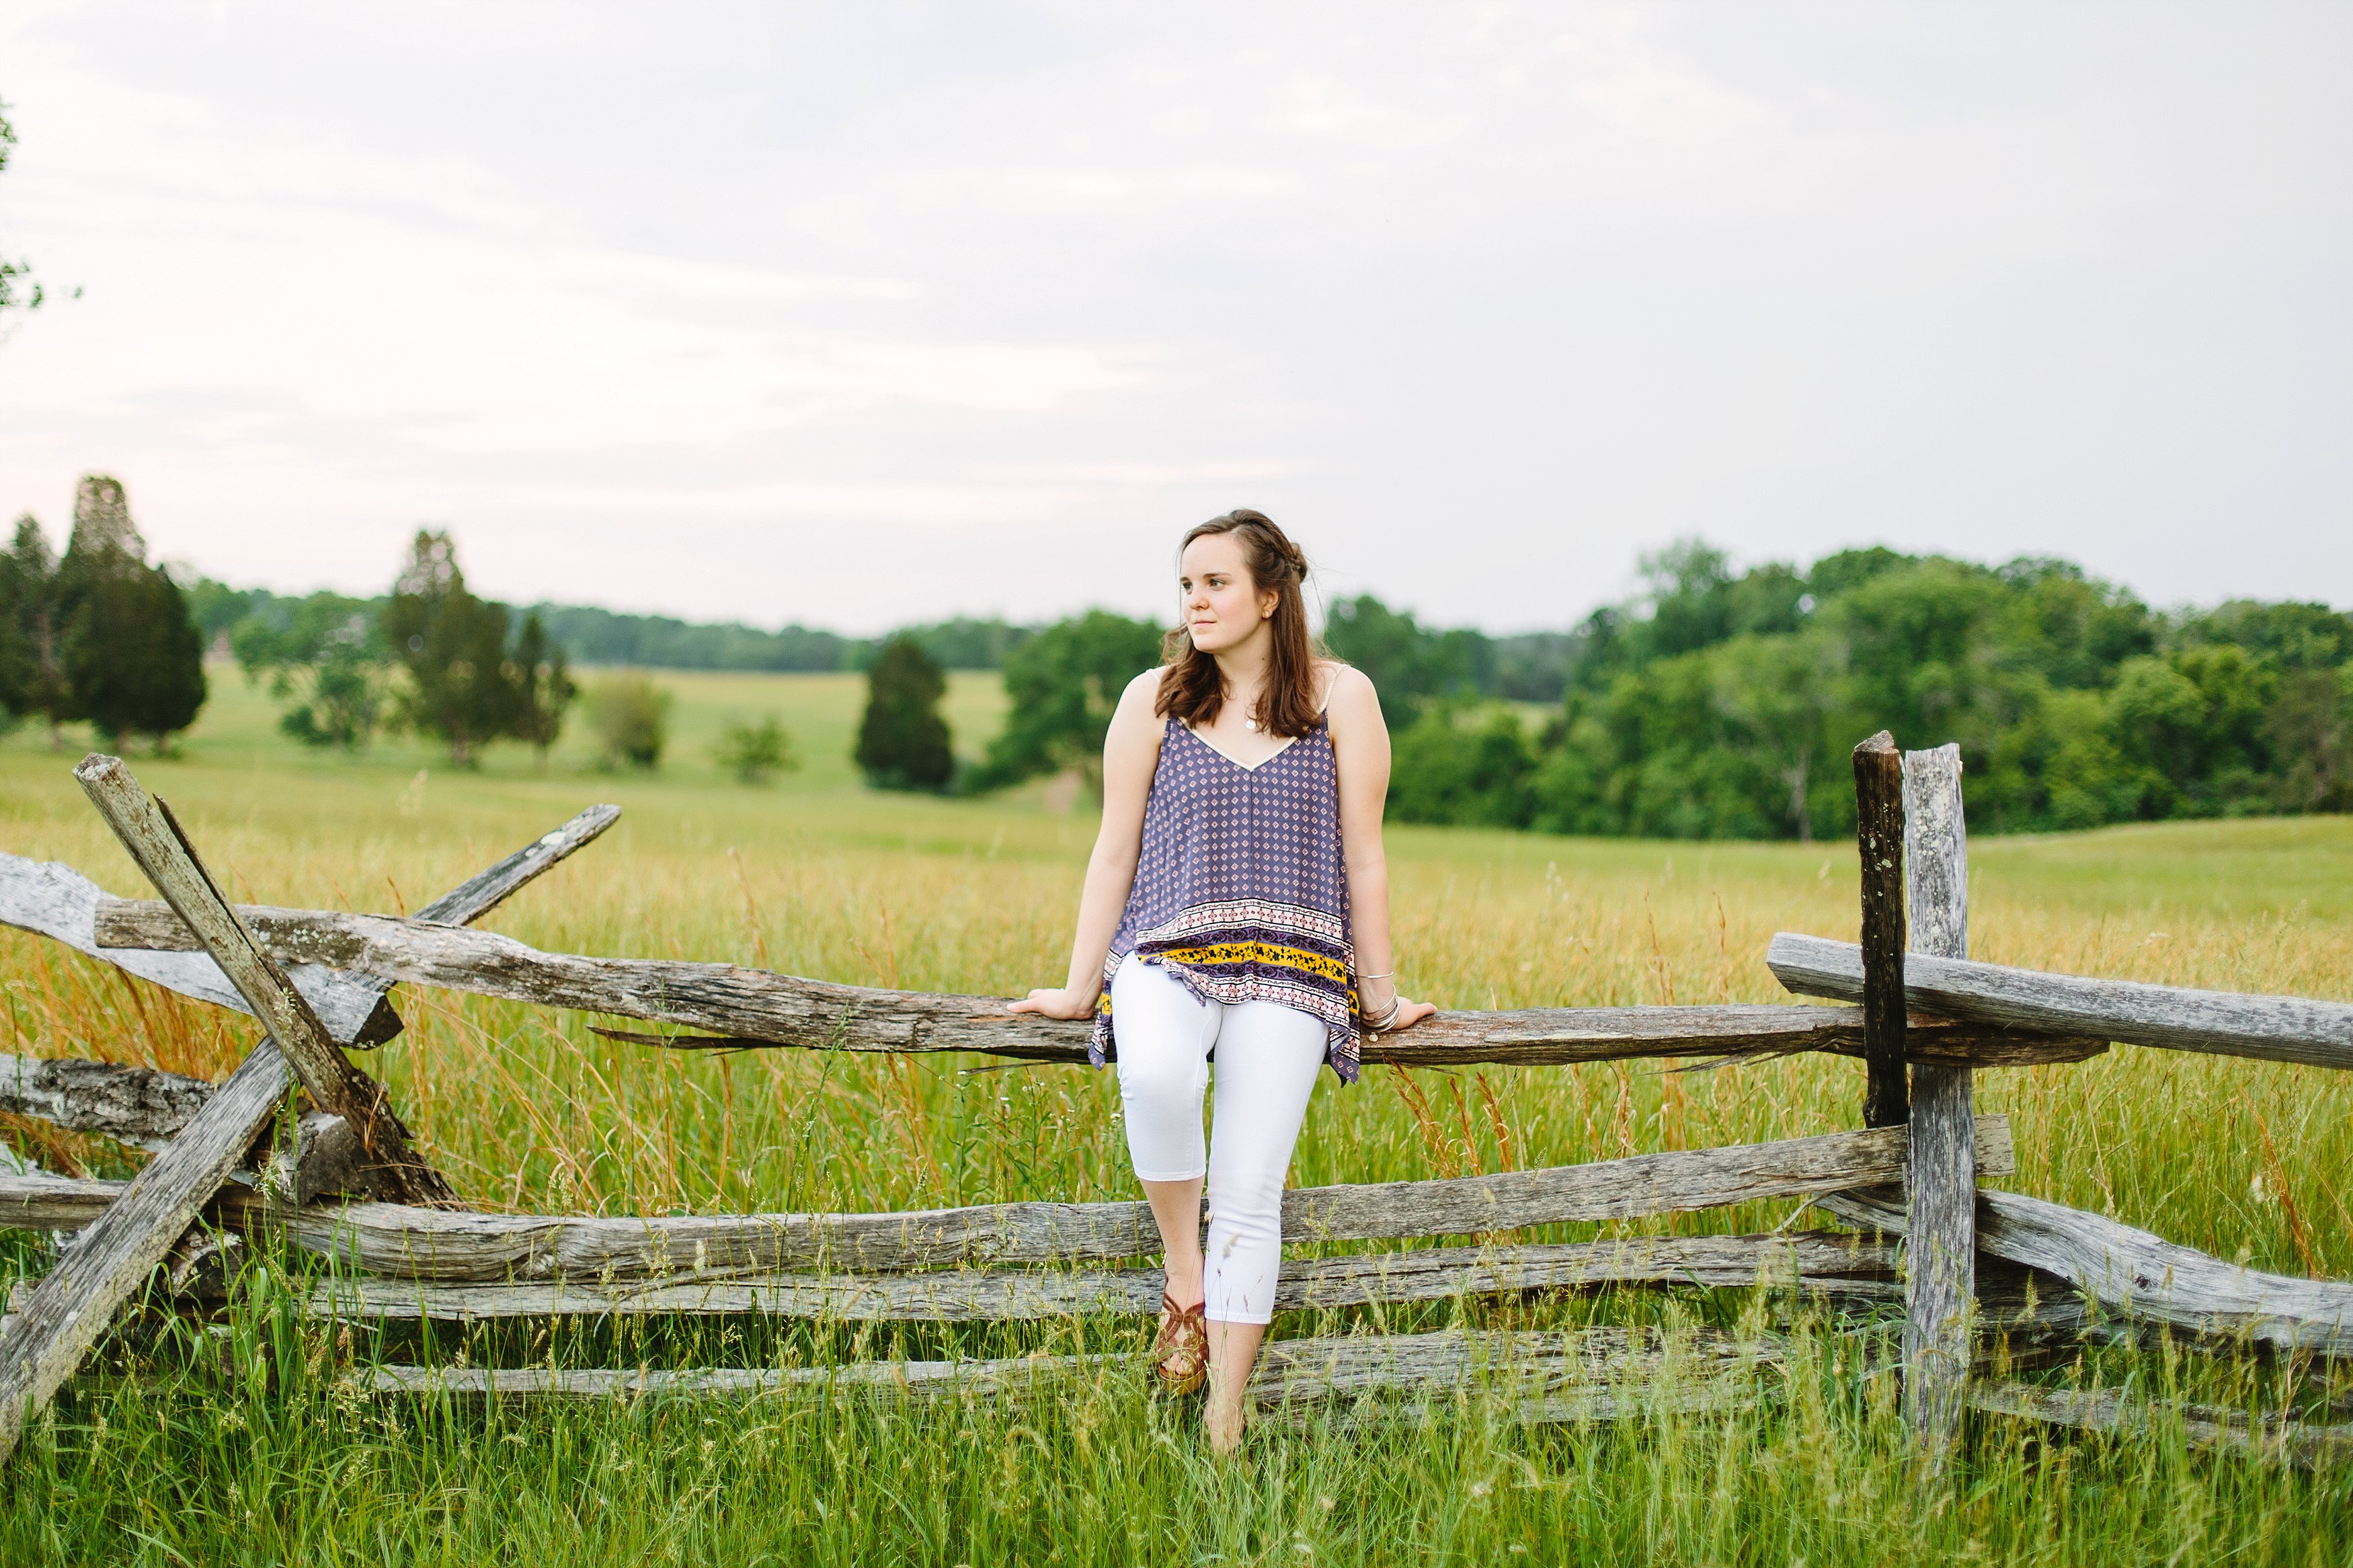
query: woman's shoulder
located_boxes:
[1314,661,1376,710]
[1108,666,1172,741]
[1120,665,1169,707]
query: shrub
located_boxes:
[585,675,670,770]
[714,714,798,784]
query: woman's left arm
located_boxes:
[1326,666,1435,1033]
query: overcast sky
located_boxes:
[1,3,2347,633]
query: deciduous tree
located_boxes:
[978,611,1162,792]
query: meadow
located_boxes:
[0,665,2348,1565]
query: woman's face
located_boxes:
[1179,533,1278,656]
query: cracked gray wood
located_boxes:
[0,1051,214,1151]
[0,1119,2009,1280]
[75,753,454,1208]
[405,804,621,927]
[346,1325,1784,1425]
[264,1112,367,1206]
[1902,742,1973,1454]
[91,899,2104,1070]
[1766,932,2353,1072]
[1968,1381,2353,1471]
[0,1040,289,1464]
[309,1231,1899,1323]
[1825,1186,2353,1358]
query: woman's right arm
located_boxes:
[1009,669,1166,1020]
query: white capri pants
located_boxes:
[1111,952,1328,1325]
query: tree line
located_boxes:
[214,530,573,766]
[42,507,2350,839]
[1368,542,2353,839]
[204,531,800,778]
[854,542,2353,841]
[196,587,1045,678]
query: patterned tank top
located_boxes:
[1090,712,1362,1083]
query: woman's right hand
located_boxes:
[1008,985,1099,1021]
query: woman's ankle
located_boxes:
[1160,1260,1205,1307]
[1203,1393,1247,1454]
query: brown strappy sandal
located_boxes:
[1152,1292,1208,1396]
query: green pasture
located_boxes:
[0,667,2348,1565]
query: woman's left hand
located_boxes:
[1369,996,1437,1033]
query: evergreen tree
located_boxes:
[509,612,575,767]
[856,635,954,790]
[0,514,66,743]
[54,477,206,751]
[381,530,516,766]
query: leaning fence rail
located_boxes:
[0,742,2346,1471]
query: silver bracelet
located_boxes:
[1364,996,1403,1032]
[1359,970,1394,981]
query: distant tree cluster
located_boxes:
[167,532,2352,838]
[0,477,206,753]
[221,531,574,766]
[1321,599,1574,708]
[1371,540,2353,840]
[380,532,572,766]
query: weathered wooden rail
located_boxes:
[85,897,2102,1069]
[1,742,2348,1471]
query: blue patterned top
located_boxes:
[1090,714,1361,1083]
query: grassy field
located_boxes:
[1,666,2348,1564]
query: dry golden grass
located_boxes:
[4,671,2347,1279]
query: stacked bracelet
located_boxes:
[1364,996,1404,1032]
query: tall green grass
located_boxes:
[1,669,2348,1563]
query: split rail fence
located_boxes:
[0,739,2348,1469]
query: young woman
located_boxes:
[1010,509,1434,1454]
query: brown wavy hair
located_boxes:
[1155,509,1325,737]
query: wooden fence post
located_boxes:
[1903,743,1972,1458]
[0,788,617,1467]
[1852,732,1908,1128]
[75,755,457,1208]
